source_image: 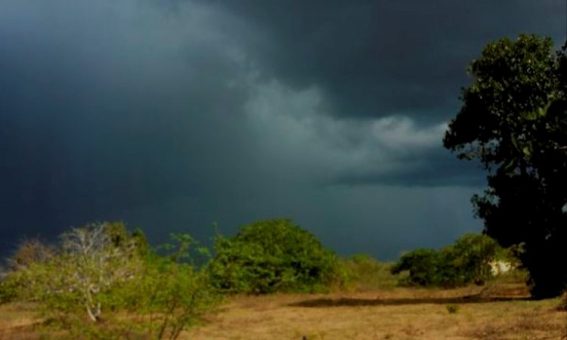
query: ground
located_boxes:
[186,283,566,339]
[1,283,565,339]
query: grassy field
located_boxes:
[1,281,565,339]
[186,283,566,340]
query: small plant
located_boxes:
[558,291,567,311]
[446,304,460,314]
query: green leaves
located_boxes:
[0,223,221,338]
[208,219,342,294]
[444,34,557,170]
[391,234,502,287]
[444,34,567,298]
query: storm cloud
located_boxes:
[0,0,564,259]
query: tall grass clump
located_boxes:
[340,254,398,291]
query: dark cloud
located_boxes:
[204,0,565,120]
[0,0,562,259]
[0,0,257,251]
[334,151,485,187]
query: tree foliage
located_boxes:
[208,219,343,294]
[444,35,567,298]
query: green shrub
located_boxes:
[1,223,145,320]
[391,248,444,286]
[1,238,55,304]
[391,234,501,287]
[110,234,221,338]
[446,233,500,285]
[0,272,22,304]
[208,219,343,294]
[0,222,220,339]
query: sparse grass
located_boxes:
[340,254,401,291]
[445,303,459,314]
[183,281,566,339]
[0,303,43,339]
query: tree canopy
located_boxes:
[444,35,567,298]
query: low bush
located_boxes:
[391,233,502,287]
[0,238,55,304]
[208,219,344,294]
[391,248,444,286]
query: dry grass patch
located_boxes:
[0,303,44,339]
[1,283,566,339]
[186,284,567,340]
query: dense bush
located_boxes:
[447,233,501,284]
[391,248,443,286]
[391,234,502,287]
[109,234,220,338]
[0,222,219,339]
[208,219,343,294]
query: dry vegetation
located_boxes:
[185,282,566,340]
[2,281,565,339]
[1,225,565,339]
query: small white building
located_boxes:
[489,260,514,276]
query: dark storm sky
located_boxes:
[0,0,564,259]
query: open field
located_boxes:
[1,282,565,339]
[187,283,566,340]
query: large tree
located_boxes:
[444,35,567,298]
